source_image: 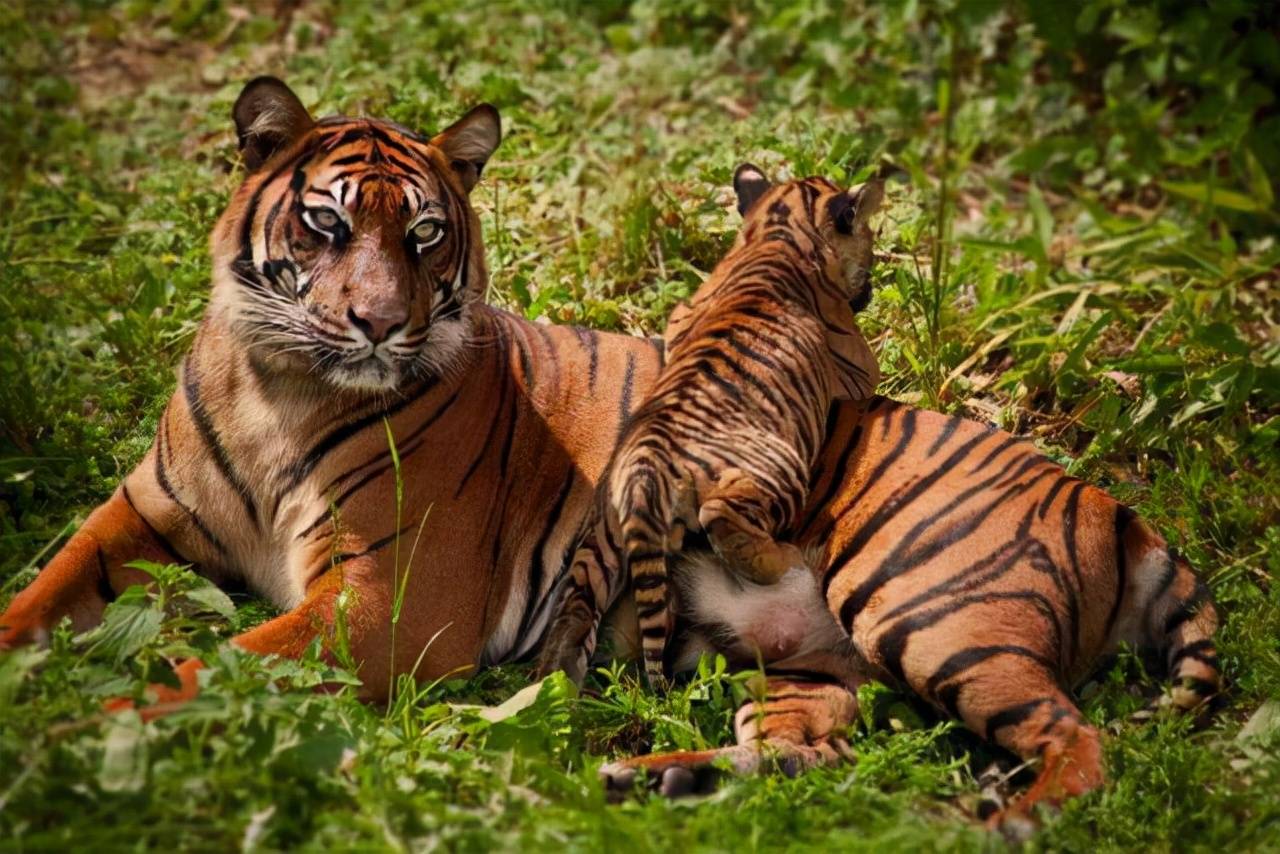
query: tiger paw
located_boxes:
[743,541,807,586]
[599,738,852,801]
[104,658,205,722]
[599,745,761,801]
[0,611,49,650]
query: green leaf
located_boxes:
[475,672,578,756]
[79,586,162,664]
[184,581,236,619]
[0,646,48,708]
[1243,147,1275,208]
[1160,181,1272,214]
[1060,310,1113,379]
[1028,182,1054,260]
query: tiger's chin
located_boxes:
[327,357,404,392]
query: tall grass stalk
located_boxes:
[384,417,405,703]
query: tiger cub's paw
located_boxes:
[744,540,807,586]
[704,523,799,586]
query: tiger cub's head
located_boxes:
[209,77,501,392]
[726,164,885,400]
[732,164,884,313]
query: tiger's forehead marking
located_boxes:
[297,120,447,219]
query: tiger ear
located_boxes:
[733,163,773,216]
[826,321,881,401]
[233,77,315,172]
[834,178,885,234]
[431,104,502,193]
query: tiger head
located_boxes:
[209,77,501,392]
[731,164,884,313]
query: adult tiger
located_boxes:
[0,77,665,700]
[0,78,1219,822]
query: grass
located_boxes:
[1,0,1278,850]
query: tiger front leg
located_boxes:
[0,487,168,648]
[108,542,393,719]
[699,467,805,586]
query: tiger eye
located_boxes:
[312,209,340,229]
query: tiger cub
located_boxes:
[567,166,883,688]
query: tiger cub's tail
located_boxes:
[615,469,682,691]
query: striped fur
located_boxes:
[560,169,884,689]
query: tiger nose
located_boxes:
[347,305,407,345]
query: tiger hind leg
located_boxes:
[1118,514,1222,717]
[936,654,1104,825]
[534,539,611,685]
[699,467,805,586]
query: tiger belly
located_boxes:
[671,550,849,673]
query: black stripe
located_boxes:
[575,327,600,391]
[757,667,845,686]
[1037,475,1075,519]
[369,126,429,166]
[823,424,986,592]
[926,418,960,456]
[876,588,1066,687]
[631,573,666,591]
[332,524,414,563]
[1170,639,1218,669]
[985,698,1051,743]
[967,435,1024,475]
[120,484,184,563]
[457,360,512,498]
[617,353,637,435]
[275,376,436,504]
[818,406,919,586]
[238,141,318,261]
[924,645,1054,698]
[1104,505,1135,640]
[1178,676,1218,696]
[798,416,864,539]
[1060,482,1086,664]
[1164,580,1211,636]
[95,547,115,603]
[183,356,259,528]
[876,530,1034,624]
[298,388,461,539]
[837,459,1056,625]
[154,415,227,556]
[514,473,576,643]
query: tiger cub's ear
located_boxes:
[233,77,315,172]
[432,104,502,193]
[834,179,885,235]
[733,163,773,216]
